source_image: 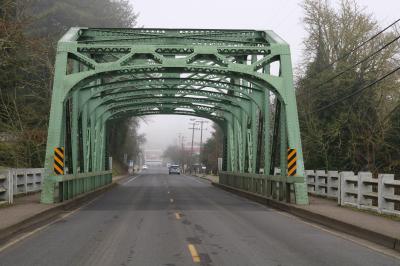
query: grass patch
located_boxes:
[112,160,127,176]
[0,166,10,171]
[0,202,11,209]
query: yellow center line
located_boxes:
[175,212,181,220]
[188,244,201,263]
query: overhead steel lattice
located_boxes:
[41,28,309,204]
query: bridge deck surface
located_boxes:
[0,175,126,231]
[0,194,54,231]
[197,174,400,239]
[0,169,399,265]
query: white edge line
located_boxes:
[123,175,141,185]
[0,194,103,253]
[246,198,400,260]
[187,176,204,185]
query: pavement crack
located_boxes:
[187,236,202,244]
[137,217,144,230]
[182,219,191,225]
[194,224,206,234]
[199,253,213,266]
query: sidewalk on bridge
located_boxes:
[194,173,219,183]
[0,194,55,231]
[0,175,128,233]
[195,174,400,244]
[301,196,400,240]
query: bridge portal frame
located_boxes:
[41,28,308,204]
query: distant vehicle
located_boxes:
[142,165,148,170]
[169,165,180,175]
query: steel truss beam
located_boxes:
[41,28,308,205]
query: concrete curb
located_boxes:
[192,175,209,182]
[212,182,400,252]
[192,174,218,183]
[0,175,128,245]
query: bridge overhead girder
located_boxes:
[41,28,308,205]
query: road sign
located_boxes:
[54,147,64,175]
[288,148,297,176]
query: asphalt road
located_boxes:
[0,167,399,266]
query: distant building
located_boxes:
[144,149,163,165]
[182,142,200,154]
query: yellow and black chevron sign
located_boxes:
[287,148,297,176]
[54,147,64,175]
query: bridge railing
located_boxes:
[0,169,113,204]
[305,170,400,216]
[305,170,339,198]
[55,171,113,202]
[219,171,304,203]
[0,168,44,204]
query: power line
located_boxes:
[300,34,400,96]
[309,65,400,114]
[309,18,400,77]
[329,19,399,66]
[298,19,400,98]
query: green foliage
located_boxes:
[163,124,223,173]
[26,0,137,39]
[162,145,191,166]
[297,0,400,173]
[201,123,223,173]
[0,0,139,167]
[107,117,145,167]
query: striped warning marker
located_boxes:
[287,148,297,176]
[54,147,64,175]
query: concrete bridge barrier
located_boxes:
[305,170,400,216]
[0,168,44,204]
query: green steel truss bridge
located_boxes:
[41,28,309,205]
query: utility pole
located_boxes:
[195,120,208,174]
[181,135,185,172]
[177,133,184,150]
[177,133,185,168]
[196,120,209,156]
[180,135,185,151]
[188,120,200,173]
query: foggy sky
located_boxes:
[133,0,399,151]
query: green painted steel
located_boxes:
[41,28,308,205]
[219,171,304,202]
[58,171,112,201]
